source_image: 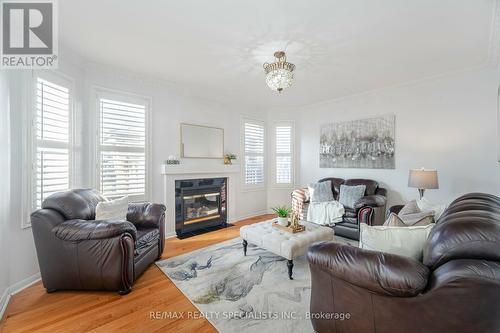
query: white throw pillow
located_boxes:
[416,197,447,220]
[308,181,334,203]
[359,223,434,261]
[95,196,129,221]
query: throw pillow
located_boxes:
[417,197,447,221]
[397,200,420,216]
[308,181,334,203]
[359,223,434,261]
[384,212,434,227]
[338,184,366,209]
[95,196,129,221]
[397,200,435,226]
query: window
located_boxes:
[97,94,149,200]
[243,119,265,187]
[33,77,72,209]
[274,122,294,185]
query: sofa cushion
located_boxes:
[398,200,420,216]
[135,228,160,259]
[344,207,357,218]
[318,177,344,199]
[308,181,334,202]
[95,196,129,221]
[339,184,366,209]
[360,223,434,261]
[344,179,378,196]
[416,197,447,221]
[423,211,500,269]
[385,212,434,227]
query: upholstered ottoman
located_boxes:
[240,220,334,279]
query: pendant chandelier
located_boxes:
[263,51,295,93]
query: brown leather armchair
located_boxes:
[307,192,500,333]
[31,189,165,295]
[292,178,387,240]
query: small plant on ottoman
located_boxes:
[272,205,292,226]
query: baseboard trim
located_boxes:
[228,211,269,223]
[165,231,177,239]
[0,272,41,320]
[0,288,11,321]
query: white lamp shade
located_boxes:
[408,169,439,189]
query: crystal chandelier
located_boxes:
[263,51,295,93]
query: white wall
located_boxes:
[0,70,12,316]
[295,66,500,208]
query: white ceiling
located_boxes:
[60,0,497,108]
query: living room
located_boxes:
[0,1,499,332]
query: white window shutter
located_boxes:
[98,98,147,199]
[34,78,71,209]
[244,121,265,185]
[275,124,293,185]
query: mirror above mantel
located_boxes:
[180,123,224,159]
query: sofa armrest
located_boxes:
[354,194,387,210]
[307,242,429,297]
[53,219,137,241]
[291,188,310,220]
[127,203,166,229]
[291,188,309,203]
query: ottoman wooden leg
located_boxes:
[242,239,248,256]
[287,259,294,280]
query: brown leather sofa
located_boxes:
[307,192,500,333]
[292,178,387,240]
[31,189,165,294]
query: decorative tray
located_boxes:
[272,221,306,233]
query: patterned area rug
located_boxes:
[156,226,355,333]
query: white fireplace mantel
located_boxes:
[161,163,240,175]
[161,163,241,238]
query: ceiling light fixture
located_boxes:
[263,51,295,93]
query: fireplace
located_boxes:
[175,177,227,237]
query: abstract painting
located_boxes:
[320,115,395,169]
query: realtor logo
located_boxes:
[1,0,58,68]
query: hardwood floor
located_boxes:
[0,214,274,333]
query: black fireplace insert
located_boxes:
[175,177,227,238]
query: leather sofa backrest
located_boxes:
[318,177,344,199]
[344,179,379,196]
[42,189,106,220]
[423,193,500,270]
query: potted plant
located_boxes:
[272,205,292,226]
[224,154,237,165]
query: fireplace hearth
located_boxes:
[175,177,228,238]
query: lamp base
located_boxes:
[418,188,425,199]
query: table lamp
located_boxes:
[408,168,439,199]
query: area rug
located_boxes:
[156,228,355,333]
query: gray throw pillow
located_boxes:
[308,181,334,203]
[398,200,435,226]
[398,200,420,216]
[339,184,366,209]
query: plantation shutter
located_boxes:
[244,121,265,185]
[275,124,293,184]
[34,78,71,209]
[98,98,147,199]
